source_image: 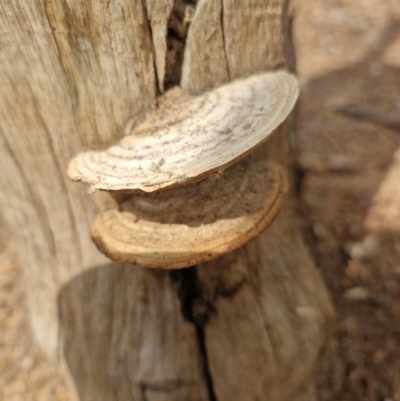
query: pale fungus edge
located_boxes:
[66,70,299,194]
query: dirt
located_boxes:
[293,1,400,399]
[1,0,400,400]
[0,239,69,401]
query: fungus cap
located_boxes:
[67,70,298,193]
[90,158,287,268]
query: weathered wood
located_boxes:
[0,1,208,400]
[222,0,287,79]
[0,0,333,400]
[192,148,333,400]
[180,0,228,94]
[146,0,174,92]
[58,266,209,401]
[182,1,333,400]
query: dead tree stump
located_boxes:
[0,1,333,400]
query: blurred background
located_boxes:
[1,0,400,400]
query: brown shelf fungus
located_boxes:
[67,70,297,267]
[67,70,298,193]
[90,158,287,268]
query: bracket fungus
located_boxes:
[90,159,287,268]
[67,70,298,193]
[67,70,298,268]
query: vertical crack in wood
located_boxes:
[43,0,80,107]
[164,0,197,90]
[219,0,230,80]
[283,0,296,74]
[140,382,149,401]
[142,0,160,96]
[195,322,217,401]
[170,268,218,401]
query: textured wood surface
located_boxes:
[58,266,209,401]
[191,129,333,401]
[146,0,174,92]
[222,0,287,79]
[180,0,228,94]
[182,1,333,400]
[0,1,333,401]
[0,0,154,358]
[0,1,208,401]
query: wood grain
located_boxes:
[58,266,209,401]
[146,0,174,92]
[180,0,229,94]
[0,1,209,400]
[222,0,286,79]
[182,0,334,399]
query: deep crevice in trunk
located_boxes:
[170,268,217,401]
[141,0,160,97]
[164,0,198,90]
[219,0,230,80]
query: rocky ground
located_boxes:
[1,0,400,400]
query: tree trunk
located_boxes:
[0,1,334,401]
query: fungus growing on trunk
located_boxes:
[90,158,286,268]
[67,70,298,266]
[67,70,298,193]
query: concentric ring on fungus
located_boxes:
[67,70,298,193]
[90,158,287,268]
